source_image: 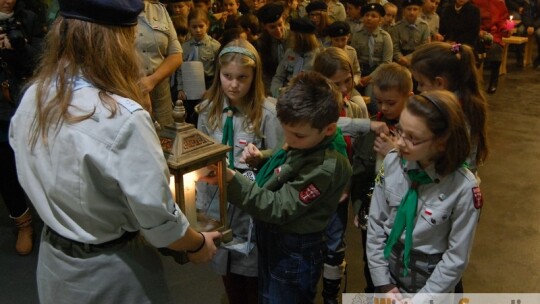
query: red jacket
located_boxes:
[473,0,510,45]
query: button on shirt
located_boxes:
[136,1,183,76]
[366,151,480,294]
[9,82,189,247]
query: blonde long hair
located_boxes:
[201,39,266,136]
[29,17,145,148]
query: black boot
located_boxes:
[322,278,341,304]
[487,61,501,94]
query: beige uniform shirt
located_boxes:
[136,1,183,76]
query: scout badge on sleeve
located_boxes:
[299,183,321,204]
[472,187,483,209]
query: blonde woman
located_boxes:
[9,1,220,303]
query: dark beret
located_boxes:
[58,0,144,26]
[306,1,328,13]
[289,17,316,34]
[326,21,351,37]
[257,3,284,24]
[402,0,424,7]
[360,3,386,17]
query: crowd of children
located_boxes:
[11,0,535,303]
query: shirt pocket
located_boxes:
[420,203,451,226]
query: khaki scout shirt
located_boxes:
[177,35,221,91]
[227,134,352,234]
[367,151,481,294]
[136,1,183,76]
[270,48,321,97]
[390,18,430,61]
[351,25,393,74]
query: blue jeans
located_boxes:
[256,222,326,304]
[324,201,348,266]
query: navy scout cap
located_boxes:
[257,3,284,24]
[361,3,386,17]
[58,0,144,26]
[326,21,351,37]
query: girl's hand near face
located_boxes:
[374,132,397,156]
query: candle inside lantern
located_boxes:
[183,171,198,228]
[506,15,515,31]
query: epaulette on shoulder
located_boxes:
[456,166,477,183]
[117,98,143,114]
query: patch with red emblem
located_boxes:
[472,187,483,209]
[288,55,295,61]
[299,183,321,204]
[274,166,282,175]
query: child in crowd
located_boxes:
[326,21,362,90]
[381,2,398,33]
[257,3,289,94]
[421,0,444,42]
[193,0,223,40]
[344,0,366,32]
[271,17,321,97]
[171,15,189,44]
[221,0,242,27]
[350,62,412,293]
[350,3,393,113]
[167,0,193,17]
[312,47,366,304]
[197,39,282,304]
[177,8,221,124]
[239,13,262,44]
[411,42,489,174]
[390,0,430,67]
[306,1,332,46]
[225,71,352,303]
[367,90,482,303]
[326,0,347,21]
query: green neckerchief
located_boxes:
[254,128,348,187]
[221,106,237,169]
[383,160,433,276]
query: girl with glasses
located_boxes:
[366,90,483,303]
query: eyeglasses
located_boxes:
[394,126,432,146]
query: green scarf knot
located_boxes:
[254,128,348,187]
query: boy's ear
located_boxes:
[324,122,337,136]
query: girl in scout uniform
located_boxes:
[306,1,332,46]
[197,38,282,304]
[9,1,220,303]
[270,17,322,97]
[411,42,489,175]
[176,8,221,123]
[367,90,483,303]
[351,3,393,114]
[313,47,367,304]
